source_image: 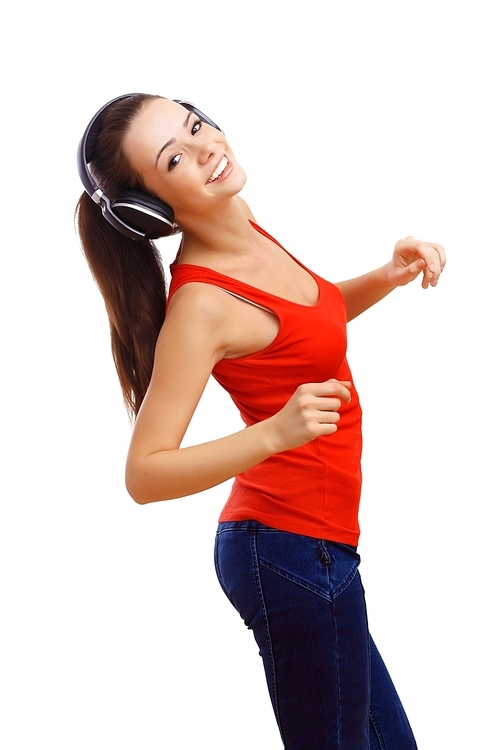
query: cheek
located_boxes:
[142,171,188,209]
[161,174,206,213]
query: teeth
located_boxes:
[208,156,228,182]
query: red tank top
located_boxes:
[168,222,363,545]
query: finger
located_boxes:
[414,243,443,288]
[425,257,442,288]
[396,237,445,288]
[401,238,443,269]
[405,258,426,280]
[325,379,352,401]
[319,414,341,427]
[421,259,435,289]
[336,380,352,389]
[430,243,446,270]
[315,407,341,426]
[317,397,342,413]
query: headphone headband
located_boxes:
[77,94,222,240]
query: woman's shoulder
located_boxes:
[157,280,239,366]
[167,277,233,320]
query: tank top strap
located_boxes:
[167,220,325,315]
[168,262,285,314]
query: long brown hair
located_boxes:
[75,94,166,419]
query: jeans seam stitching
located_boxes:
[369,709,387,750]
[333,598,342,748]
[259,559,332,601]
[331,565,359,601]
[250,529,285,743]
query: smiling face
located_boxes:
[123,98,246,225]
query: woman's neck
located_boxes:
[177,196,261,266]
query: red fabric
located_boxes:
[168,222,363,545]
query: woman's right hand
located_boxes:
[266,379,352,454]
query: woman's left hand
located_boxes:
[388,236,446,289]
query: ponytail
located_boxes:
[76,192,166,419]
[75,94,168,419]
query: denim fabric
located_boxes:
[215,521,417,750]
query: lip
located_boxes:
[206,154,232,185]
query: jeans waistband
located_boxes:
[216,520,357,551]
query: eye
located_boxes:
[166,119,202,171]
[168,154,181,171]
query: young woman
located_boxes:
[76,93,445,749]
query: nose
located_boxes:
[196,129,218,164]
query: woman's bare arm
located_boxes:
[336,236,446,321]
[125,283,351,504]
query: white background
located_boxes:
[2,1,499,747]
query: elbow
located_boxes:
[129,492,150,506]
[125,449,186,504]
[126,479,150,505]
[125,462,177,505]
[125,463,154,505]
[125,446,156,504]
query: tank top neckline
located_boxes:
[170,220,322,310]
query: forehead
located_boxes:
[123,98,187,172]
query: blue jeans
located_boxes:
[214,521,417,750]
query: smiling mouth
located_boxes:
[207,155,229,183]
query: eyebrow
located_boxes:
[155,111,192,167]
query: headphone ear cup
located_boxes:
[111,189,177,238]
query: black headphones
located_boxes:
[77,93,222,241]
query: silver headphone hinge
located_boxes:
[91,188,103,205]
